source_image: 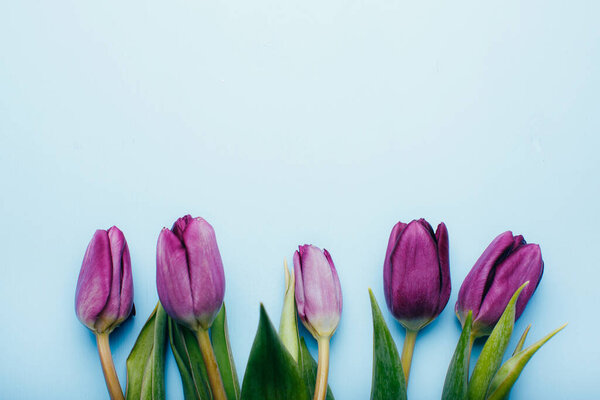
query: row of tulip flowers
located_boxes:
[75,215,565,400]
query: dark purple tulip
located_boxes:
[156,215,225,331]
[294,245,343,338]
[384,219,451,331]
[75,226,134,334]
[456,231,544,337]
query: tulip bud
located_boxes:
[156,215,225,331]
[75,226,134,334]
[293,245,343,339]
[383,219,451,331]
[456,231,544,337]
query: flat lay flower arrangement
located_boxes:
[75,215,565,400]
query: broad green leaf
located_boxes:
[212,304,241,400]
[298,337,335,400]
[125,302,168,400]
[368,289,407,400]
[467,282,528,400]
[442,311,473,400]
[278,260,300,362]
[485,323,567,400]
[240,305,310,400]
[511,325,531,357]
[168,318,211,400]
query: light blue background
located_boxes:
[1,1,598,399]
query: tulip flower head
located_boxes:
[456,231,544,337]
[383,219,451,332]
[156,215,225,331]
[294,245,343,339]
[75,226,134,334]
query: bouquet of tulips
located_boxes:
[75,215,565,399]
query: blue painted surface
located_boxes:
[1,1,598,398]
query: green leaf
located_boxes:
[168,317,212,400]
[368,289,407,400]
[485,323,567,400]
[511,325,531,357]
[467,282,528,400]
[212,304,241,400]
[240,305,310,400]
[298,337,335,400]
[278,260,300,362]
[442,311,473,400]
[125,302,168,400]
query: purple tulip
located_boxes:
[156,215,225,331]
[456,231,544,337]
[383,219,451,331]
[75,226,134,334]
[294,245,343,338]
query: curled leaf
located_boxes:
[279,260,300,362]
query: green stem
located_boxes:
[95,332,125,400]
[196,328,228,400]
[313,336,331,400]
[400,329,418,383]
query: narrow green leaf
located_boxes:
[212,304,241,400]
[467,282,528,400]
[240,305,310,400]
[278,260,300,362]
[485,323,567,400]
[368,289,407,400]
[125,302,168,400]
[512,325,531,357]
[298,337,335,400]
[168,317,212,400]
[442,311,473,400]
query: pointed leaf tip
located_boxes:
[369,290,407,400]
[486,323,567,400]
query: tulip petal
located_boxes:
[183,217,226,329]
[477,244,543,327]
[297,245,340,335]
[435,222,451,316]
[293,250,306,321]
[156,228,196,329]
[388,221,440,326]
[118,235,134,322]
[324,249,343,315]
[384,222,407,311]
[94,227,127,332]
[75,230,112,329]
[455,231,516,323]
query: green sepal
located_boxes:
[368,289,407,400]
[125,302,168,400]
[168,317,211,400]
[442,310,473,400]
[212,304,241,400]
[298,337,335,400]
[240,305,310,400]
[467,282,528,400]
[485,323,567,400]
